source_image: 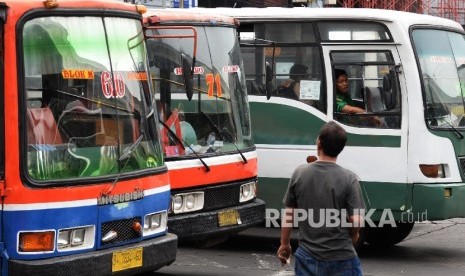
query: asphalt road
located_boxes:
[148,219,465,276]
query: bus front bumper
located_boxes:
[412,183,465,220]
[168,198,266,241]
[8,233,177,276]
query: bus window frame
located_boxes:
[410,25,465,131]
[0,14,4,180]
[329,48,402,129]
[317,21,394,43]
[16,10,168,188]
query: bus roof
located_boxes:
[2,0,139,15]
[189,7,463,32]
[146,8,236,26]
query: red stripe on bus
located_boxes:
[168,157,257,189]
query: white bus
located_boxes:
[190,7,465,246]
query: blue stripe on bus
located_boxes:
[3,190,170,260]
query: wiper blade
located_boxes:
[120,134,144,160]
[426,115,464,139]
[158,119,210,172]
[200,111,248,164]
[103,133,144,195]
[445,120,464,139]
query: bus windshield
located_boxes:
[146,26,252,157]
[412,28,465,128]
[24,16,163,183]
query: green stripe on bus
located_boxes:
[250,101,401,147]
[260,176,465,221]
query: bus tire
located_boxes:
[365,221,414,247]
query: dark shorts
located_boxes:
[294,246,362,276]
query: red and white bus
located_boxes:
[144,9,265,243]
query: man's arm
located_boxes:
[341,104,366,114]
[348,214,363,245]
[277,207,294,265]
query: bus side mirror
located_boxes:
[181,53,194,101]
[382,74,397,110]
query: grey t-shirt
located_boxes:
[283,161,365,260]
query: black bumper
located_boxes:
[168,198,266,241]
[9,233,177,276]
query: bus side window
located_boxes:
[331,51,401,129]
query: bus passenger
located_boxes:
[278,63,308,100]
[335,69,382,126]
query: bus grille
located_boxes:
[459,157,465,175]
[203,182,241,211]
[101,217,141,246]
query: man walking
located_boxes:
[277,121,365,275]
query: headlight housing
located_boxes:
[143,211,167,236]
[240,181,257,202]
[57,226,95,252]
[171,192,204,214]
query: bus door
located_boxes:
[322,43,408,220]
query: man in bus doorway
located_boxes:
[277,121,365,275]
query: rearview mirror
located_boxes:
[181,53,194,101]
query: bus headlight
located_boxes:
[240,181,257,202]
[143,211,167,236]
[56,226,94,252]
[171,192,204,214]
[173,195,183,211]
[185,194,195,209]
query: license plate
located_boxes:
[112,247,143,272]
[218,209,240,227]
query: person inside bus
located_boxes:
[335,69,383,126]
[278,63,308,100]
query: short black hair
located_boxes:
[335,69,347,80]
[318,121,347,157]
[290,64,308,76]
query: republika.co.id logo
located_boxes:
[265,208,428,228]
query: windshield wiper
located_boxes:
[120,134,144,160]
[426,115,464,139]
[200,111,247,164]
[102,133,144,195]
[444,120,464,139]
[158,119,210,172]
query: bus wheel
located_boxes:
[365,222,414,247]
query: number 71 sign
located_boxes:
[206,73,222,98]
